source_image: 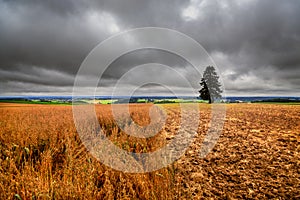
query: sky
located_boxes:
[0,0,300,97]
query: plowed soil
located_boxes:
[177,104,300,199]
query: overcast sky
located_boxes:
[0,0,299,96]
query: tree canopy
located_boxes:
[199,66,222,103]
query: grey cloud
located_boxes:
[0,0,300,96]
[101,49,195,79]
[0,66,74,87]
[0,0,108,74]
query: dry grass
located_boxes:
[0,103,299,199]
[0,103,184,199]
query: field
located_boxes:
[0,103,299,199]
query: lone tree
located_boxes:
[199,66,222,103]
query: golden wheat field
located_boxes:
[0,103,299,199]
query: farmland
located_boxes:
[0,103,299,199]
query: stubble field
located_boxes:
[0,103,299,199]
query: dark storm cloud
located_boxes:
[0,0,109,74]
[179,0,300,95]
[0,66,74,86]
[0,0,300,95]
[100,49,196,82]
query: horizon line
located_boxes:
[0,95,299,98]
